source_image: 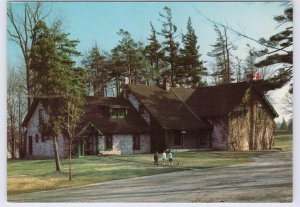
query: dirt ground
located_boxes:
[8,151,292,203]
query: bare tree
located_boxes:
[7,2,53,106]
[7,67,27,159]
[62,95,85,181]
[281,90,293,116]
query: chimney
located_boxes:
[125,77,129,85]
[163,76,171,91]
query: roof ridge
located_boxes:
[169,88,204,123]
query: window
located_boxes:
[174,131,182,146]
[258,106,265,120]
[39,108,44,124]
[35,134,39,143]
[110,107,127,118]
[118,108,126,117]
[106,135,112,150]
[133,135,140,150]
[110,108,118,118]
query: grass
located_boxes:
[7,131,292,196]
[273,130,293,151]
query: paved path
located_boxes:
[9,151,292,203]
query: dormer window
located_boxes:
[110,106,128,118]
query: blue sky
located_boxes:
[7,1,285,68]
[6,1,292,121]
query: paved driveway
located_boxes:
[9,151,292,203]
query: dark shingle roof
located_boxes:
[172,82,250,117]
[128,82,278,124]
[173,82,278,117]
[78,96,150,134]
[23,96,150,134]
[127,85,211,130]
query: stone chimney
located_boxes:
[125,77,129,85]
[163,76,171,91]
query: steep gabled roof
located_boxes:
[173,82,278,118]
[128,82,278,123]
[172,82,250,117]
[22,99,40,127]
[22,96,150,134]
[77,96,150,134]
[127,85,211,130]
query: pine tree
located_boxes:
[244,44,257,80]
[255,5,292,90]
[280,118,288,130]
[30,20,85,172]
[158,6,180,86]
[287,118,293,131]
[144,22,164,86]
[208,25,235,84]
[82,44,107,97]
[179,17,207,87]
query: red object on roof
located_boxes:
[253,71,260,81]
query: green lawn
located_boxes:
[7,131,292,196]
[273,130,293,151]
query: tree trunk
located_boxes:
[52,136,62,172]
[248,88,254,150]
[68,139,72,181]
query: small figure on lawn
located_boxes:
[168,150,173,167]
[162,150,167,166]
[154,151,159,166]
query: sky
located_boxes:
[6,1,292,122]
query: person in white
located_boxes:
[162,151,167,166]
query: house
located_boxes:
[123,81,278,151]
[22,80,278,158]
[22,97,151,158]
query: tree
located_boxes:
[7,2,54,107]
[81,44,107,97]
[179,17,207,87]
[279,118,288,130]
[62,70,86,181]
[144,22,164,86]
[7,67,27,159]
[244,44,257,80]
[234,56,243,82]
[30,20,82,172]
[208,25,235,84]
[281,84,293,117]
[158,6,180,86]
[110,29,146,94]
[255,5,293,90]
[287,118,293,131]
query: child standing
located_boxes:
[168,150,173,167]
[154,152,159,166]
[162,151,167,166]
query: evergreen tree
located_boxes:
[208,25,235,84]
[158,6,180,86]
[255,5,293,90]
[179,17,207,87]
[144,22,164,86]
[244,44,257,80]
[287,118,293,131]
[280,118,288,130]
[30,20,85,172]
[82,44,107,97]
